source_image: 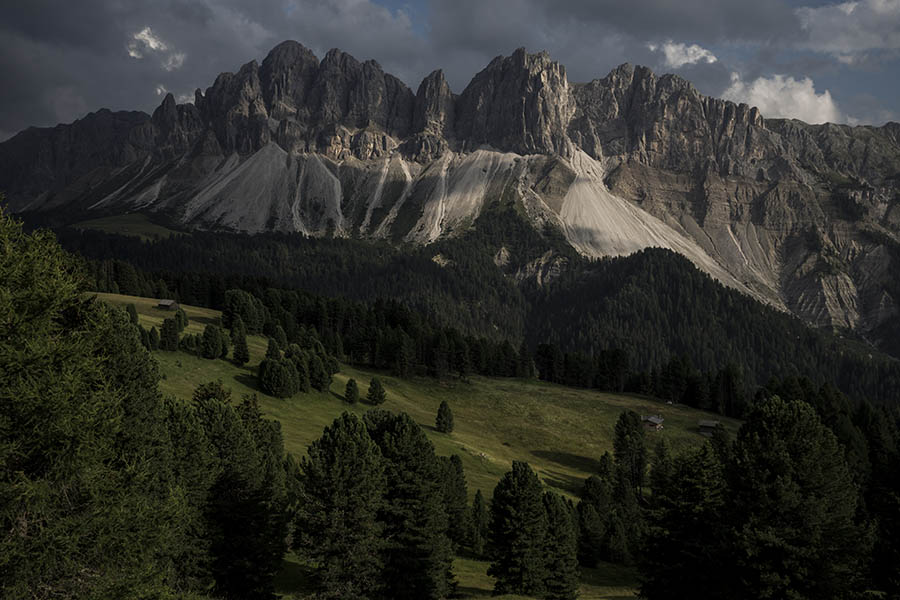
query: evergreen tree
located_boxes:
[367,377,386,405]
[488,461,549,597]
[265,337,281,360]
[126,302,139,324]
[345,378,359,404]
[149,325,160,351]
[295,413,385,599]
[309,354,330,392]
[258,359,294,398]
[613,410,647,496]
[174,306,188,332]
[364,411,455,599]
[160,317,179,351]
[470,489,490,557]
[233,334,250,366]
[648,438,673,506]
[543,492,579,600]
[640,444,729,599]
[436,400,454,433]
[273,324,288,348]
[727,395,868,600]
[0,207,181,597]
[230,315,247,345]
[201,323,224,359]
[192,383,290,599]
[440,454,469,550]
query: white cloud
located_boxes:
[647,40,718,69]
[127,27,168,59]
[722,72,843,124]
[155,84,168,96]
[163,52,186,71]
[797,0,900,56]
[127,27,185,71]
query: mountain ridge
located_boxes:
[2,40,900,353]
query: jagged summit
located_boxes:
[2,40,900,351]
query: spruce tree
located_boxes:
[649,438,673,506]
[364,411,455,599]
[230,315,247,345]
[233,334,250,366]
[488,461,549,597]
[345,378,359,404]
[201,323,223,359]
[640,444,729,599]
[470,489,490,556]
[440,454,469,549]
[174,306,188,332]
[296,413,385,599]
[543,492,580,600]
[160,317,179,351]
[309,354,330,392]
[265,337,281,360]
[613,410,647,496]
[436,400,454,433]
[0,207,181,597]
[192,383,291,599]
[727,395,867,600]
[367,377,386,405]
[126,302,139,324]
[149,325,160,351]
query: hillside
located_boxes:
[97,292,739,599]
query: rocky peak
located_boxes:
[455,47,574,155]
[413,69,454,137]
[259,40,319,121]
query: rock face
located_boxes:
[2,40,899,350]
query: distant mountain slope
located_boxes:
[3,40,900,350]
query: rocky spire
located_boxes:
[454,48,575,156]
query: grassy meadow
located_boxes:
[97,292,740,599]
[73,213,185,240]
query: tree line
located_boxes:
[53,220,900,408]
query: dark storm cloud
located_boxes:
[0,0,897,139]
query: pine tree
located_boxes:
[367,377,386,405]
[233,334,250,366]
[364,411,455,599]
[436,400,454,433]
[201,323,223,359]
[296,413,385,599]
[174,306,188,332]
[440,454,469,549]
[126,303,139,325]
[613,410,647,496]
[230,315,247,345]
[488,461,549,597]
[345,378,359,404]
[160,317,179,351]
[149,325,160,351]
[543,492,579,600]
[0,207,181,597]
[649,438,673,506]
[192,383,290,599]
[470,489,490,556]
[727,395,868,600]
[265,337,281,360]
[309,354,330,392]
[640,444,729,599]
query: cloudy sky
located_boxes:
[1,0,899,141]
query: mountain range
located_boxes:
[2,40,900,352]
